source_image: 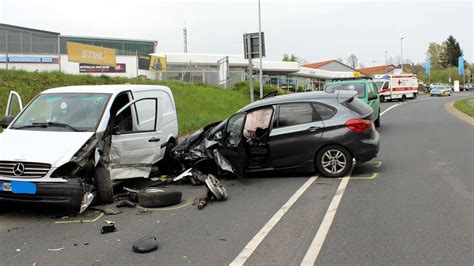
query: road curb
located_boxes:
[444,100,474,126]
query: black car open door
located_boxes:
[216,112,247,179]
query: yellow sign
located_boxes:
[150,56,167,72]
[67,42,116,67]
[353,71,361,77]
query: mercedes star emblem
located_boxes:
[13,163,25,176]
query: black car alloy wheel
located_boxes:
[316,145,353,178]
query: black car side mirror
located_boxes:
[1,115,14,129]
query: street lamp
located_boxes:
[400,37,405,73]
[258,0,263,99]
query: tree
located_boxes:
[346,54,359,69]
[282,54,306,63]
[439,35,464,68]
[426,42,442,69]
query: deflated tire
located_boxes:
[138,188,182,208]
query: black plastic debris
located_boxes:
[115,200,136,208]
[101,221,117,234]
[132,236,158,253]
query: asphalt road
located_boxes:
[0,93,472,265]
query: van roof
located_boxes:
[41,84,172,95]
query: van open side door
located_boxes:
[6,91,23,117]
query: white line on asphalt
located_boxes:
[230,175,319,266]
[300,173,351,266]
[380,103,403,116]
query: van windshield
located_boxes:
[11,93,111,132]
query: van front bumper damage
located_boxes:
[0,178,94,213]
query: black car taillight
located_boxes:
[345,118,372,133]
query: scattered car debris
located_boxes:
[205,174,228,200]
[47,247,65,252]
[115,200,136,208]
[132,236,158,254]
[138,188,182,208]
[101,221,117,234]
[194,174,228,210]
[136,209,152,215]
[91,205,122,215]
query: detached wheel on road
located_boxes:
[94,166,114,204]
[138,188,182,208]
[315,145,353,178]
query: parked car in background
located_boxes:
[172,90,380,178]
[0,85,178,213]
[324,78,381,127]
[430,85,452,96]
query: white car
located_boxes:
[0,85,178,213]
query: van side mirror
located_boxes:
[1,115,14,129]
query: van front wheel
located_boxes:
[94,166,114,204]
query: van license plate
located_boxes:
[1,182,12,192]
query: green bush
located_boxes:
[232,81,288,99]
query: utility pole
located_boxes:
[258,0,263,99]
[400,37,405,73]
[183,21,188,53]
[5,28,8,70]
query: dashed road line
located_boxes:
[230,175,319,266]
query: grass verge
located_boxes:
[453,98,474,117]
[0,69,250,134]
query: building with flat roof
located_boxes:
[59,35,157,56]
[1,23,357,89]
[153,53,355,91]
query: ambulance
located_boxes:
[374,74,419,102]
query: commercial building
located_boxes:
[0,23,157,78]
[0,23,60,72]
[1,23,356,90]
[154,53,355,91]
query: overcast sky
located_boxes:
[1,0,472,66]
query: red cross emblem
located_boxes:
[397,80,402,85]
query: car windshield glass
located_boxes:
[11,93,111,132]
[326,83,366,98]
[375,82,384,89]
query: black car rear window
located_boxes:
[345,97,372,115]
[277,103,319,128]
[312,103,336,120]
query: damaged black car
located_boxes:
[172,90,380,178]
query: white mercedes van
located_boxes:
[0,85,178,213]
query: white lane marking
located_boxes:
[300,174,351,266]
[230,175,319,266]
[380,103,403,117]
[298,101,400,264]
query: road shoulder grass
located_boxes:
[453,98,474,117]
